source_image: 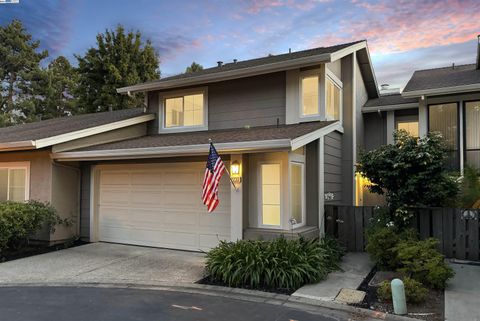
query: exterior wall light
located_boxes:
[230,160,242,184]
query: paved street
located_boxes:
[0,286,367,321]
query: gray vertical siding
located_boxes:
[324,132,343,204]
[355,59,368,151]
[341,54,355,205]
[79,164,91,240]
[147,91,159,135]
[363,112,387,151]
[208,72,286,130]
[305,140,319,226]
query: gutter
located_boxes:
[0,140,36,151]
[362,102,419,113]
[402,83,480,98]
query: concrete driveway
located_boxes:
[0,243,206,286]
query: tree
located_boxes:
[26,56,79,121]
[185,61,204,73]
[357,130,458,211]
[76,25,160,113]
[0,20,48,125]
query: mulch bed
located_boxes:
[353,267,444,321]
[1,240,87,263]
[196,275,295,295]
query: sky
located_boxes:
[1,0,479,90]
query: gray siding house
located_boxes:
[2,37,478,251]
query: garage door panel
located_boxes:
[98,162,231,251]
[130,172,163,185]
[101,172,131,185]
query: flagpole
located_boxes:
[209,138,238,191]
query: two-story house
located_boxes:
[0,40,380,250]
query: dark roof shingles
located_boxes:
[0,108,149,143]
[403,64,480,93]
[74,121,336,152]
[364,93,418,108]
[141,41,364,85]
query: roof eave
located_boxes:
[402,83,480,98]
[0,141,36,151]
[117,53,334,94]
[362,102,419,113]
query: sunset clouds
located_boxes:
[1,0,478,88]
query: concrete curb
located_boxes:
[0,281,419,321]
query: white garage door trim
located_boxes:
[90,163,231,251]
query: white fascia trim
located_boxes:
[329,41,366,62]
[290,122,343,150]
[34,114,155,149]
[117,54,333,94]
[52,139,292,161]
[0,140,36,151]
[362,102,419,113]
[402,83,480,98]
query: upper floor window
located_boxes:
[326,77,341,121]
[0,162,29,202]
[165,93,204,128]
[301,76,319,116]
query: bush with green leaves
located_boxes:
[457,166,480,208]
[0,201,67,252]
[395,238,454,289]
[205,237,344,291]
[357,131,458,214]
[366,227,400,270]
[377,277,428,303]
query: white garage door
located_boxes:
[97,163,231,251]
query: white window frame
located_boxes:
[325,68,343,123]
[289,161,306,229]
[258,161,283,229]
[299,69,322,119]
[158,87,208,133]
[0,162,30,201]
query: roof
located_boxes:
[403,64,480,97]
[363,93,418,113]
[53,121,342,161]
[117,40,379,98]
[0,108,154,151]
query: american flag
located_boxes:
[202,143,226,212]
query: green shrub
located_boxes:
[0,201,67,252]
[377,277,428,303]
[395,238,454,289]
[366,227,400,269]
[457,166,480,208]
[205,237,344,291]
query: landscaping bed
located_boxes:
[354,267,444,321]
[201,237,345,294]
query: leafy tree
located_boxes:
[0,20,48,125]
[357,130,458,211]
[25,56,79,121]
[457,166,480,208]
[185,61,204,73]
[76,25,160,113]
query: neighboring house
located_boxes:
[359,36,480,206]
[0,40,378,250]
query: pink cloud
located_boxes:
[311,0,480,55]
[241,0,330,15]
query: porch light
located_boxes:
[230,160,242,184]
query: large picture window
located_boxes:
[0,163,29,202]
[260,163,281,227]
[429,103,458,169]
[465,101,480,169]
[164,93,204,128]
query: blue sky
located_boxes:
[1,0,479,89]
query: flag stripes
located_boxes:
[202,143,226,212]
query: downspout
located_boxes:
[476,35,480,70]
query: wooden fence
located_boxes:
[324,205,480,261]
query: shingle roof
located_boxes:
[0,108,150,144]
[154,41,363,82]
[72,121,336,152]
[403,64,480,93]
[364,93,418,108]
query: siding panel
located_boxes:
[324,131,343,204]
